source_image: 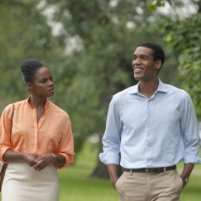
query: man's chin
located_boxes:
[134,74,141,80]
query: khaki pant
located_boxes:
[115,170,183,201]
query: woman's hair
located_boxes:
[21,59,44,83]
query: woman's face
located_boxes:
[27,66,54,98]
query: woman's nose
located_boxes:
[48,79,54,86]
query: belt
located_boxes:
[123,165,176,173]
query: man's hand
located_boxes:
[181,176,189,188]
[107,164,119,188]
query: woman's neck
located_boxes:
[29,95,46,108]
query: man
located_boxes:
[99,42,201,201]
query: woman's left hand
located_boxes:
[32,154,53,171]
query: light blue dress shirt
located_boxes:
[99,80,201,168]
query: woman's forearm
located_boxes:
[52,153,66,168]
[3,150,25,162]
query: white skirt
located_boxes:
[1,162,59,201]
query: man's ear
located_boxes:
[155,60,162,71]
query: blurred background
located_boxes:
[0,0,201,200]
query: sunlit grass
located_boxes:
[59,141,118,201]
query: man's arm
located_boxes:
[99,96,122,166]
[180,163,194,187]
[107,163,119,188]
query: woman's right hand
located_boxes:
[3,150,38,167]
[22,153,38,167]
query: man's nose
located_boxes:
[132,58,141,66]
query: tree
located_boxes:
[166,15,201,118]
[154,0,201,118]
[0,0,65,110]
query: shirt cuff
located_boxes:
[0,146,11,163]
[99,152,120,165]
[184,154,201,164]
[58,153,74,168]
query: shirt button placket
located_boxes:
[146,99,151,166]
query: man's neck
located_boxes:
[139,78,159,98]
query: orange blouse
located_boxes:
[0,98,74,168]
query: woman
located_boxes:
[0,59,74,201]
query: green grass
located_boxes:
[58,141,201,201]
[180,174,201,201]
[59,168,118,201]
[59,141,118,201]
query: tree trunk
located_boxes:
[90,157,122,179]
[90,137,122,179]
[90,159,109,179]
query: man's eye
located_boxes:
[141,56,148,60]
[133,56,149,60]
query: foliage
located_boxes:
[147,0,201,118]
[160,3,201,119]
[0,0,65,110]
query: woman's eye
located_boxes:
[41,78,47,83]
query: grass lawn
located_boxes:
[59,141,118,201]
[59,141,201,201]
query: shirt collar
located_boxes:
[129,79,168,95]
[26,96,50,111]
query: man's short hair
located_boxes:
[138,42,165,66]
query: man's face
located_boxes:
[132,46,161,82]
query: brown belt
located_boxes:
[123,165,176,173]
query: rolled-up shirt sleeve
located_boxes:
[58,116,74,168]
[0,104,14,162]
[181,92,201,164]
[99,96,122,165]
